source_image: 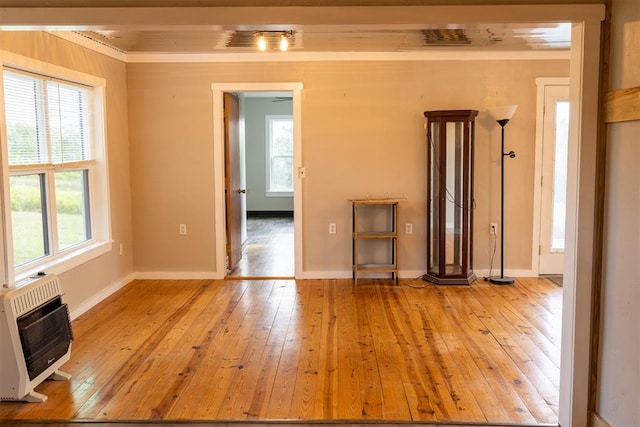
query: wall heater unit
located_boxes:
[0,274,73,402]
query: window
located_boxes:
[265,115,293,196]
[1,60,110,281]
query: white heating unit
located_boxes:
[0,273,73,402]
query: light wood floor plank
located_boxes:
[0,278,561,425]
[468,284,561,392]
[314,280,339,419]
[169,280,272,419]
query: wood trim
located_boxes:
[590,411,612,427]
[588,0,611,421]
[603,86,640,123]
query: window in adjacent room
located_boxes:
[265,115,294,196]
[1,61,111,281]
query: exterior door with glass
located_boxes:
[539,85,570,274]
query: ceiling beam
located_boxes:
[0,5,605,30]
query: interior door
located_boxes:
[539,85,570,274]
[224,92,243,272]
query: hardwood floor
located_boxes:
[0,278,561,426]
[227,216,294,278]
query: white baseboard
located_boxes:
[473,269,537,278]
[297,270,427,280]
[132,269,536,281]
[69,273,135,320]
[400,270,427,280]
[134,271,219,280]
[297,270,352,279]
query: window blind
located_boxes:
[3,69,91,166]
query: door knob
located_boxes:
[237,189,247,194]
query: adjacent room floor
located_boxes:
[227,215,294,278]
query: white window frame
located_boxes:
[265,114,293,197]
[0,51,112,284]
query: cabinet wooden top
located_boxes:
[349,198,405,205]
[423,110,479,119]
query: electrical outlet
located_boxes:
[329,223,337,234]
[405,223,413,235]
[179,224,187,235]
[490,223,498,235]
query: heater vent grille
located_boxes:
[10,277,62,318]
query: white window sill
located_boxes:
[266,192,293,198]
[14,240,113,283]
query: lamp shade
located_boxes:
[487,105,518,122]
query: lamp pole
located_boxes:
[490,118,515,285]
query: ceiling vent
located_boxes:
[423,28,502,47]
[423,29,471,46]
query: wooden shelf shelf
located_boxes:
[353,231,397,238]
[356,263,397,272]
[351,199,399,285]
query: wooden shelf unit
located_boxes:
[350,199,400,285]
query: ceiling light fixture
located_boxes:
[256,33,267,51]
[279,34,289,51]
[253,31,292,52]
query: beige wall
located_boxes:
[127,59,568,275]
[0,32,134,312]
[597,0,640,425]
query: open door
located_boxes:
[224,92,243,272]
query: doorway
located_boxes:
[227,92,295,278]
[212,82,304,279]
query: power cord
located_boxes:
[483,232,497,281]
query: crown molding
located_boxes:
[127,50,570,63]
[49,31,128,62]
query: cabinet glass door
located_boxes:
[445,121,464,275]
[429,122,440,273]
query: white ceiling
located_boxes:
[76,23,571,54]
[0,5,573,58]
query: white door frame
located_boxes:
[559,20,603,427]
[531,77,570,277]
[211,82,303,278]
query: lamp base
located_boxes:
[489,276,515,285]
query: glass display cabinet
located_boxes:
[424,110,478,285]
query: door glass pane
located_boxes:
[429,122,440,273]
[10,174,48,266]
[551,101,570,252]
[445,121,463,274]
[55,170,91,249]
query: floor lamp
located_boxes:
[488,105,518,285]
